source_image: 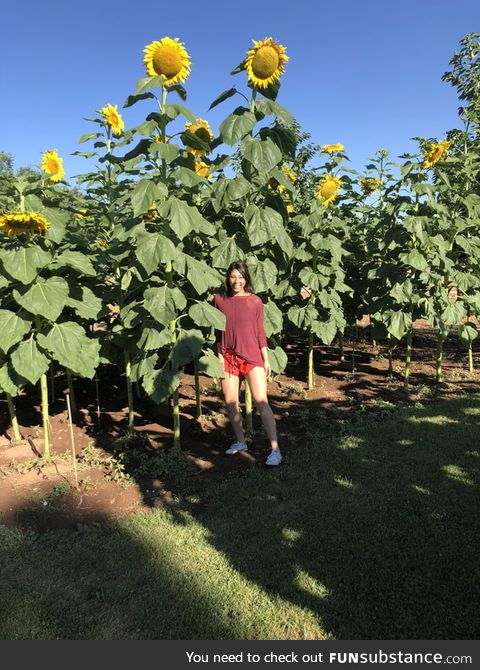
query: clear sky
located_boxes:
[1,0,479,180]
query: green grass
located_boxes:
[1,395,480,639]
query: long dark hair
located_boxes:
[224,260,254,297]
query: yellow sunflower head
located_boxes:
[244,37,288,90]
[75,208,88,219]
[423,140,450,168]
[360,177,382,195]
[41,149,65,182]
[96,239,108,248]
[194,161,212,179]
[98,103,124,137]
[184,119,214,156]
[316,174,342,207]
[0,211,49,237]
[321,143,344,154]
[143,37,191,86]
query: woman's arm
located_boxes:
[261,346,271,378]
[256,299,270,377]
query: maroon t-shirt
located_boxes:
[213,293,268,367]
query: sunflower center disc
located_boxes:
[321,183,337,198]
[153,45,183,78]
[252,46,279,79]
[46,158,59,173]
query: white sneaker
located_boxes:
[266,449,282,466]
[225,442,248,455]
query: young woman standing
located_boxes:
[213,261,282,466]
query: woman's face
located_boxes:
[229,269,247,294]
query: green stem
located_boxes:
[66,368,78,416]
[338,332,345,362]
[404,329,413,393]
[194,357,202,418]
[387,333,394,374]
[308,328,314,389]
[468,342,474,374]
[6,393,21,443]
[435,333,444,383]
[40,373,50,458]
[244,380,253,438]
[124,350,134,428]
[166,259,180,448]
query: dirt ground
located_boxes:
[1,320,479,531]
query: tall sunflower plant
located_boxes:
[285,145,353,388]
[206,37,298,377]
[80,37,229,444]
[0,156,102,454]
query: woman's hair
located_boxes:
[224,260,254,296]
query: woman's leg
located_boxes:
[221,374,246,444]
[246,367,279,451]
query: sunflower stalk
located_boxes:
[307,328,314,389]
[404,329,413,393]
[40,372,50,458]
[194,356,202,418]
[435,333,444,383]
[6,393,21,444]
[66,368,78,417]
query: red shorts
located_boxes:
[223,352,255,377]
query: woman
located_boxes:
[213,261,282,466]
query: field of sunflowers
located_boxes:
[1,32,480,459]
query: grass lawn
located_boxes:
[1,395,479,639]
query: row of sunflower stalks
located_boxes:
[1,35,480,453]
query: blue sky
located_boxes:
[1,0,479,180]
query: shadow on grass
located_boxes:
[1,395,479,639]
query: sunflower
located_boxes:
[184,119,214,156]
[96,239,108,248]
[360,177,382,195]
[194,161,211,179]
[0,211,49,236]
[143,37,191,86]
[316,175,342,207]
[99,104,124,137]
[321,143,344,154]
[145,202,160,222]
[41,149,65,182]
[244,37,288,89]
[423,140,450,168]
[75,208,88,219]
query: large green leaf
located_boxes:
[387,311,412,340]
[268,346,288,374]
[244,204,292,256]
[0,310,31,353]
[37,321,100,378]
[264,300,283,337]
[255,100,293,125]
[211,238,243,268]
[0,247,51,285]
[442,301,466,325]
[142,367,181,404]
[149,142,180,163]
[312,319,338,345]
[131,179,168,217]
[219,109,256,146]
[131,351,159,383]
[14,277,69,321]
[458,322,478,344]
[144,285,187,325]
[43,207,68,244]
[170,329,204,368]
[11,338,50,385]
[198,349,225,378]
[136,230,177,275]
[0,364,22,396]
[401,249,429,272]
[241,137,282,173]
[247,258,277,293]
[185,257,222,295]
[137,325,171,351]
[52,250,96,276]
[189,302,226,330]
[66,286,103,320]
[135,75,164,95]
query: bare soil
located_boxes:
[1,320,479,531]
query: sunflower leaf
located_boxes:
[37,322,100,379]
[13,277,69,322]
[219,109,257,146]
[144,285,187,326]
[0,310,31,354]
[142,367,181,405]
[169,329,204,368]
[170,104,197,123]
[188,302,226,330]
[135,76,164,95]
[10,338,50,386]
[135,230,177,275]
[131,179,168,217]
[167,84,187,101]
[51,250,96,276]
[0,247,52,285]
[209,88,238,110]
[198,349,225,378]
[268,346,288,374]
[123,92,156,108]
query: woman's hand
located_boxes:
[264,360,272,379]
[218,353,225,367]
